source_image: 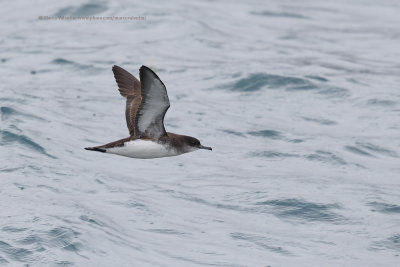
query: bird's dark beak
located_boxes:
[198,145,212,151]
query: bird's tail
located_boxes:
[84,147,106,153]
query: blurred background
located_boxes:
[1,0,399,266]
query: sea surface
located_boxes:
[1,0,400,266]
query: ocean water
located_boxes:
[1,0,400,266]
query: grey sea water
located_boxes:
[1,0,400,266]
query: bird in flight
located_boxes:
[85,65,212,159]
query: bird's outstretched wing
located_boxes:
[135,66,170,139]
[112,65,142,137]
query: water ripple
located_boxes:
[231,232,292,255]
[51,58,99,72]
[371,234,400,252]
[368,202,400,214]
[141,228,189,236]
[256,199,345,223]
[306,150,347,165]
[0,130,55,158]
[47,227,82,252]
[302,116,337,125]
[247,129,282,139]
[250,151,298,159]
[345,145,373,157]
[79,215,104,227]
[228,73,317,92]
[0,241,32,262]
[2,226,28,233]
[0,106,45,121]
[305,75,329,82]
[220,129,246,137]
[367,99,397,107]
[356,142,398,157]
[318,87,350,98]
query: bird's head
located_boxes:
[184,136,212,152]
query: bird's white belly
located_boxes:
[106,140,180,159]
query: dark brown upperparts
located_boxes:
[112,65,142,137]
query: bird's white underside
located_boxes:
[106,139,181,159]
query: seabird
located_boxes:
[85,65,212,159]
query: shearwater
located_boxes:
[85,65,212,159]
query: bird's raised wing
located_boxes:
[112,65,142,137]
[135,66,170,139]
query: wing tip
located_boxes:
[140,65,150,71]
[112,65,121,72]
[139,65,166,87]
[140,65,158,75]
